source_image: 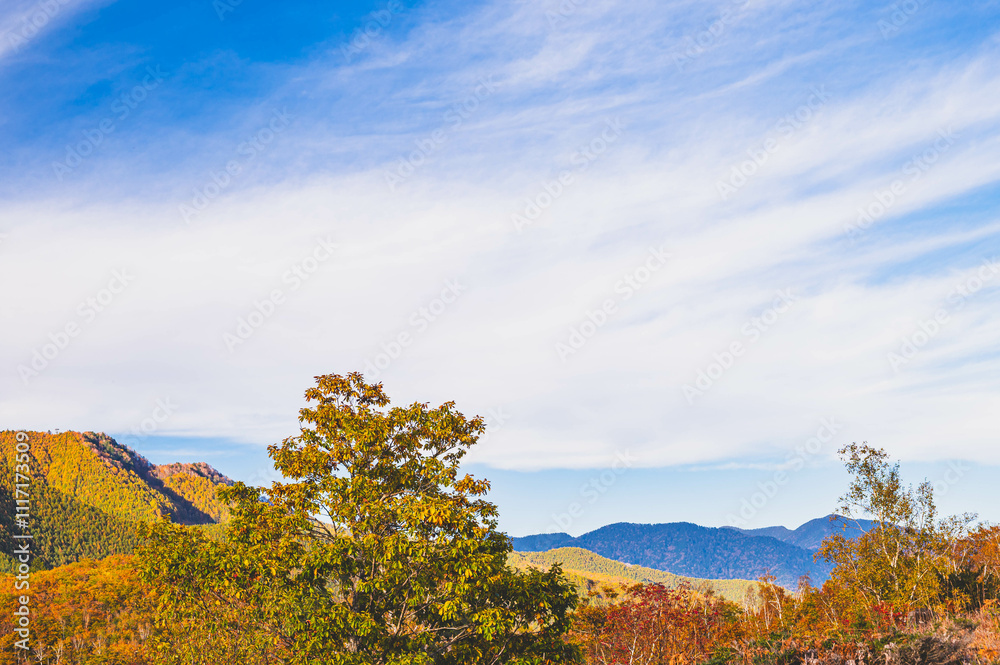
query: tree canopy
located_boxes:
[818,442,976,612]
[139,372,580,664]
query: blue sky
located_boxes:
[2,0,999,535]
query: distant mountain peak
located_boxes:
[729,514,876,551]
[153,462,233,485]
[80,430,154,474]
[76,430,233,491]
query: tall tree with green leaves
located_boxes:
[139,373,579,664]
[818,442,974,612]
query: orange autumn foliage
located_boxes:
[0,556,152,665]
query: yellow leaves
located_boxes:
[440,599,458,619]
[122,374,584,663]
[0,556,155,661]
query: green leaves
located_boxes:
[138,372,580,664]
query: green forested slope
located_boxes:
[0,466,140,570]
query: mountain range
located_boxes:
[511,515,875,588]
[3,429,876,590]
[731,515,877,551]
[0,430,231,573]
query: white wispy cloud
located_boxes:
[0,0,110,63]
[1,0,999,473]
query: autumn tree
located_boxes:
[139,372,580,665]
[946,524,1000,610]
[571,582,740,665]
[746,573,795,631]
[818,443,975,613]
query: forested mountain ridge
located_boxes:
[0,430,232,573]
[511,520,840,587]
[153,462,234,523]
[728,514,876,550]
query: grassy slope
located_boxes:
[508,547,757,604]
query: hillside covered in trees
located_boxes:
[0,430,231,573]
